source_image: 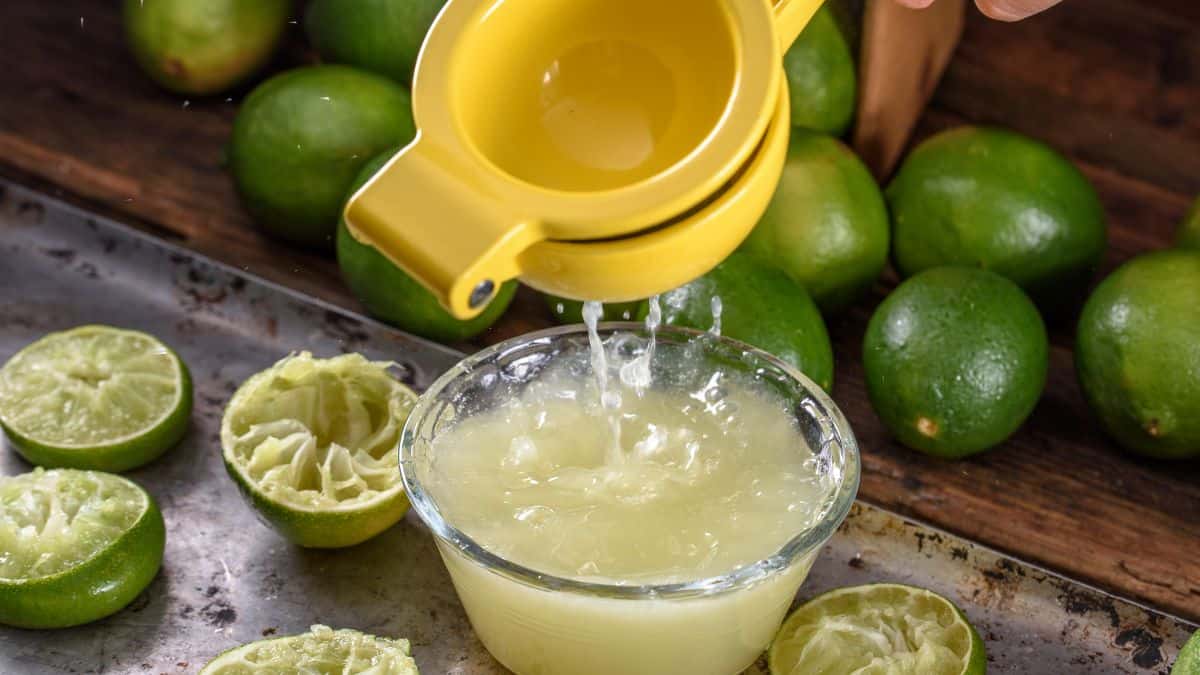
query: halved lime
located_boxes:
[1175,629,1200,675]
[200,624,418,674]
[768,583,987,675]
[0,325,192,472]
[221,352,417,548]
[0,468,165,628]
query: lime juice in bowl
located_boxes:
[401,321,860,675]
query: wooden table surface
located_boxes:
[1,1,1198,622]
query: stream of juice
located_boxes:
[428,298,836,584]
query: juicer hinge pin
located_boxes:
[470,280,495,308]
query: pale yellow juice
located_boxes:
[419,330,843,675]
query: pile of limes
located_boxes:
[126,0,511,346]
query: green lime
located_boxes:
[769,583,987,675]
[887,126,1107,313]
[124,0,291,96]
[200,624,418,674]
[740,129,889,313]
[306,0,446,85]
[221,352,417,548]
[1075,250,1200,459]
[230,65,415,248]
[783,4,857,136]
[1174,629,1200,675]
[0,325,192,472]
[654,251,834,391]
[543,295,646,325]
[863,267,1048,458]
[1177,196,1200,250]
[337,150,516,343]
[0,468,165,629]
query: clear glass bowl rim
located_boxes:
[399,322,861,600]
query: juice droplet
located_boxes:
[709,295,723,337]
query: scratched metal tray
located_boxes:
[0,180,1194,674]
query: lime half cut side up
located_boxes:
[769,583,987,675]
[200,624,418,674]
[221,352,417,548]
[0,325,192,472]
[0,468,165,628]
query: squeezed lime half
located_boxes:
[0,325,192,472]
[0,468,165,628]
[200,624,419,674]
[221,352,417,548]
[769,583,987,675]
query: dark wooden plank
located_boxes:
[0,1,1197,621]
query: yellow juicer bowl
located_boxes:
[518,77,791,302]
[344,0,822,318]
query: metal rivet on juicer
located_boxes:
[469,280,495,308]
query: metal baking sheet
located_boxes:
[0,181,1195,674]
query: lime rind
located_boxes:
[221,352,416,547]
[200,624,418,674]
[0,468,165,628]
[769,583,985,675]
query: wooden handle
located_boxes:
[853,0,966,179]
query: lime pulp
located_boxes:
[221,352,417,548]
[769,583,987,675]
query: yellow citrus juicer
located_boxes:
[344,0,823,319]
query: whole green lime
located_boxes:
[863,266,1048,458]
[306,0,446,85]
[740,129,889,313]
[783,4,857,136]
[337,150,515,342]
[1177,196,1200,250]
[1076,250,1200,459]
[543,295,646,325]
[1174,629,1200,675]
[887,126,1107,313]
[124,0,291,96]
[654,252,834,391]
[230,65,415,248]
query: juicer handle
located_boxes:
[772,0,824,51]
[343,137,542,319]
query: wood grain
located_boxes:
[0,1,1197,621]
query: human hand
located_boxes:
[893,0,1063,21]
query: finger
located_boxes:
[975,0,1063,21]
[891,0,938,8]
